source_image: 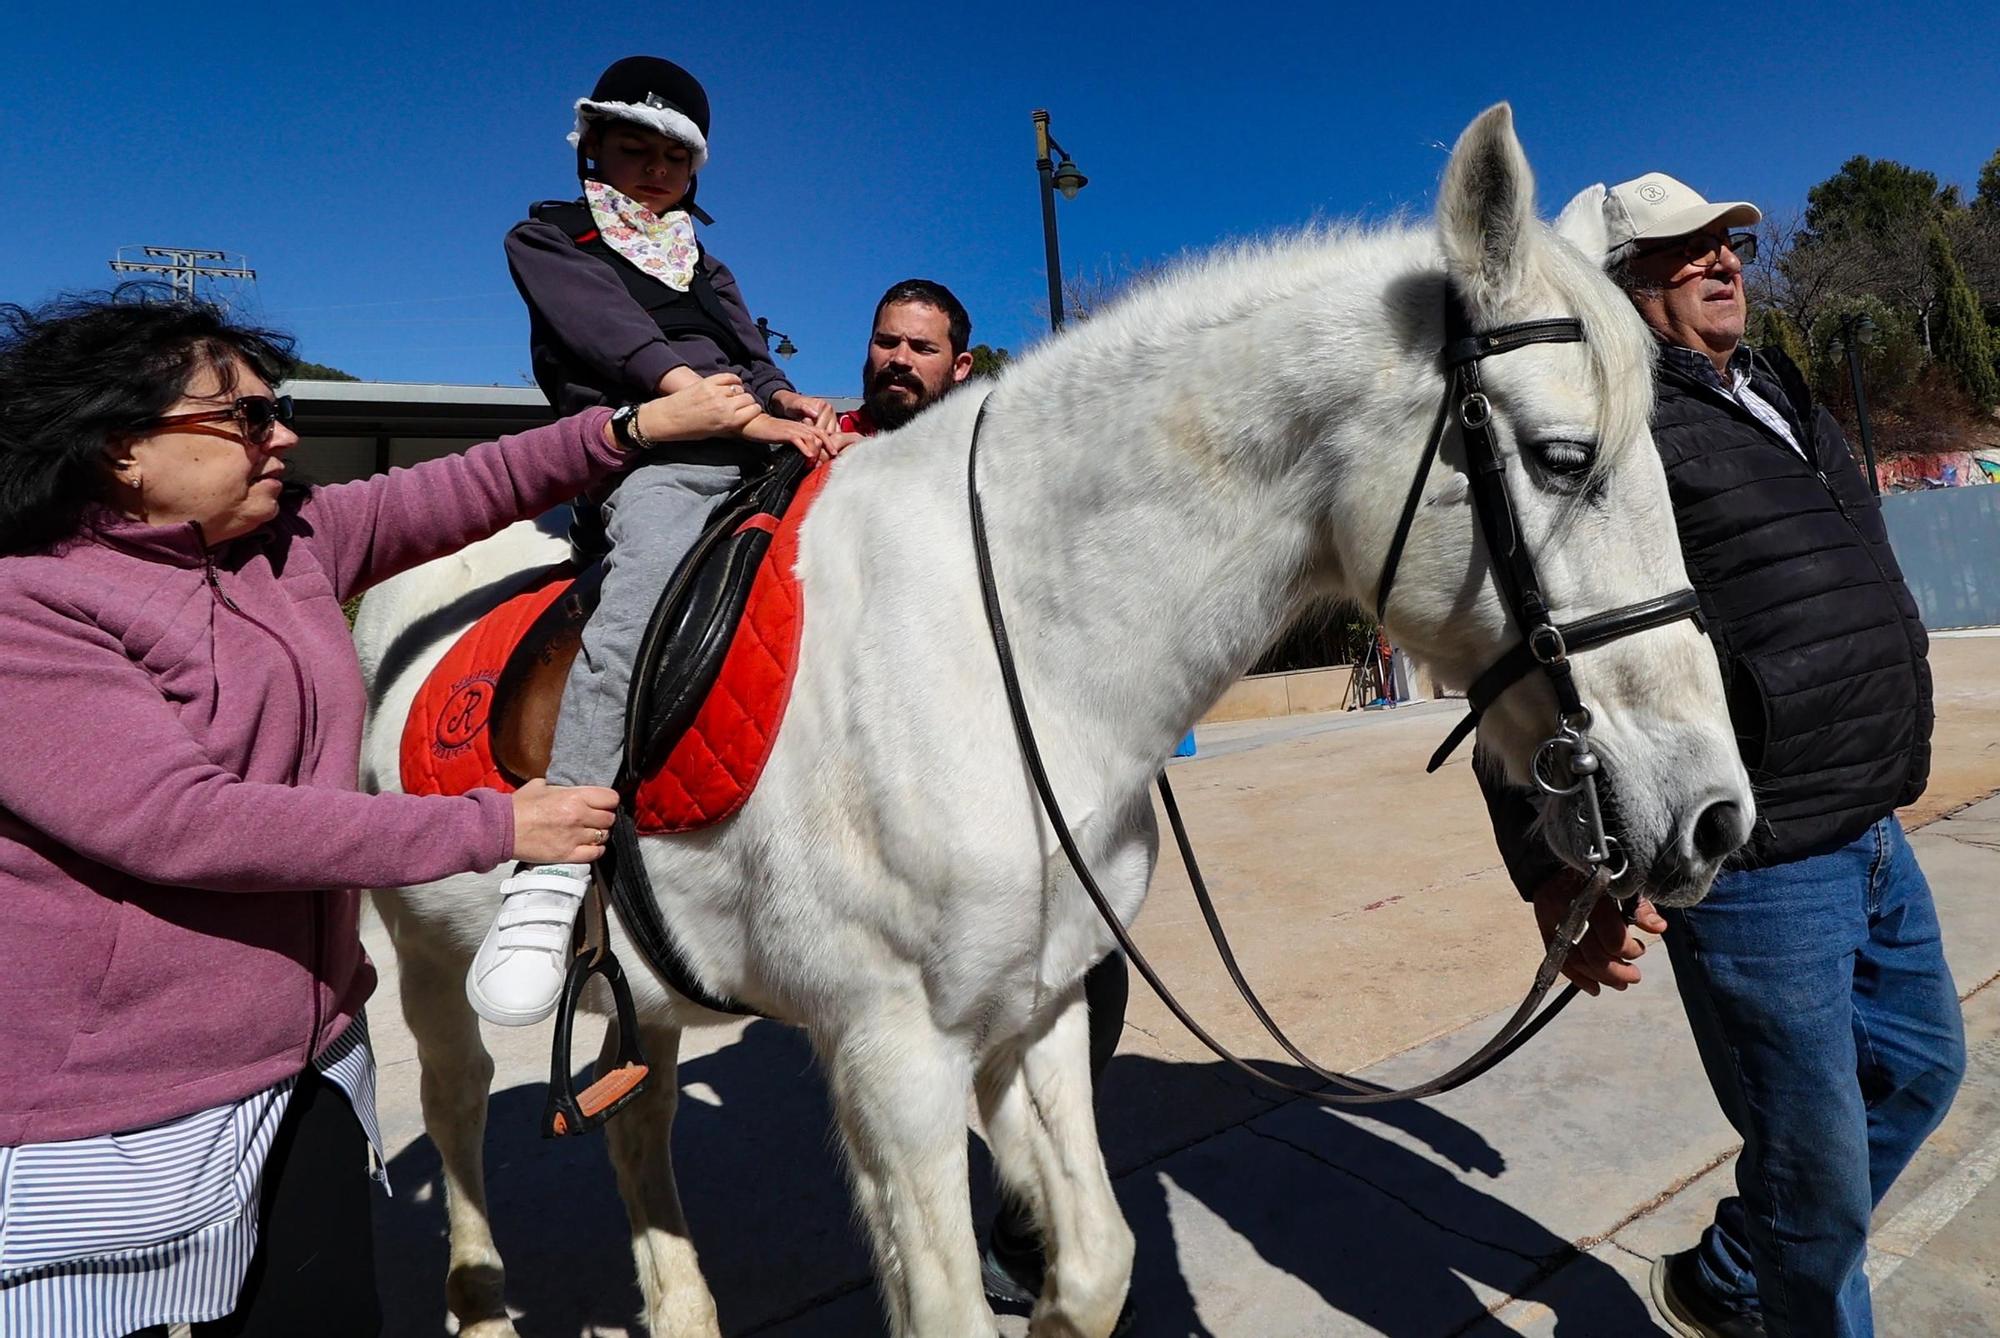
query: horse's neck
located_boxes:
[964,240,1435,779]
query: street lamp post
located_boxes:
[1836,312,1881,494]
[754,316,798,360]
[1032,109,1089,333]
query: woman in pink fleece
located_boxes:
[0,291,756,1338]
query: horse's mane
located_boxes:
[994,216,1655,485]
[1534,230,1658,482]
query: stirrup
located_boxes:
[541,882,651,1137]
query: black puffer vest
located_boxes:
[1654,347,1932,867]
[524,199,756,419]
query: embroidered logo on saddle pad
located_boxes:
[399,465,829,833]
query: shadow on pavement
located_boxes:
[1101,1056,1655,1336]
[378,1025,1652,1336]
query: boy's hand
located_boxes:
[770,389,838,433]
[742,412,835,461]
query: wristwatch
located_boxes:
[609,403,652,453]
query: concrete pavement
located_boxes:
[366,635,2000,1335]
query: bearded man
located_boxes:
[839,279,975,435]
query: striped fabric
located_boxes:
[0,1015,383,1338]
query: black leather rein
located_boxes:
[964,289,1706,1107]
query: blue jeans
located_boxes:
[1661,816,1965,1337]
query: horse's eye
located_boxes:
[1530,438,1596,476]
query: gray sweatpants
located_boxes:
[545,457,743,788]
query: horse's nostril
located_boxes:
[1690,800,1747,864]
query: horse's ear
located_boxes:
[1554,184,1611,267]
[1438,103,1537,318]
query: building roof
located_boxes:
[279,379,556,438]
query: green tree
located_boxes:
[1805,156,1951,241]
[1746,307,1811,376]
[1250,599,1376,675]
[1800,157,1961,352]
[1976,148,2000,213]
[1808,296,1923,408]
[291,359,360,382]
[968,344,1012,378]
[1927,221,1999,412]
[1960,148,2000,335]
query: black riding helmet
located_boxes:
[569,56,714,221]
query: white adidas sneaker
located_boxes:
[466,864,591,1026]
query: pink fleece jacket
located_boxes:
[0,407,617,1146]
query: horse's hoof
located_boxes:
[457,1321,522,1338]
[446,1260,514,1336]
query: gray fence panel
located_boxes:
[1881,485,2000,630]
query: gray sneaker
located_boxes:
[1649,1250,1766,1338]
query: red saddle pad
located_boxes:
[400,568,572,801]
[399,463,829,833]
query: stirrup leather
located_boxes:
[541,880,652,1137]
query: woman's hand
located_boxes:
[509,778,620,865]
[741,412,837,461]
[635,373,761,444]
[769,389,838,433]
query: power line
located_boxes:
[108,246,256,305]
[262,290,519,315]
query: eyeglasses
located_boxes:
[1632,230,1758,269]
[151,395,296,445]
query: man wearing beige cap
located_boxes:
[1480,174,1960,1338]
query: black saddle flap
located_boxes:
[621,450,815,786]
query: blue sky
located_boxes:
[4,2,1996,397]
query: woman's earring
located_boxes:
[109,458,143,514]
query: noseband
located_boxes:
[1373,292,1703,879]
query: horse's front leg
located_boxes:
[600,1018,721,1337]
[976,989,1132,1338]
[818,1000,992,1336]
[375,892,518,1338]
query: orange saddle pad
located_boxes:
[399,464,828,833]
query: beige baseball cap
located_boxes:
[1603,173,1761,255]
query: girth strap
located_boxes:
[600,808,756,1016]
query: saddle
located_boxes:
[404,449,821,825]
[400,450,825,1137]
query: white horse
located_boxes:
[357,104,1753,1337]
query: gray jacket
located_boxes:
[505,209,795,421]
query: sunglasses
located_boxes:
[152,394,296,445]
[1632,230,1758,269]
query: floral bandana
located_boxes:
[585,179,698,291]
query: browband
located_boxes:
[1444,318,1584,367]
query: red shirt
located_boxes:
[838,406,879,437]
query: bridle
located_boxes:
[1374,292,1704,877]
[966,286,1705,1107]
